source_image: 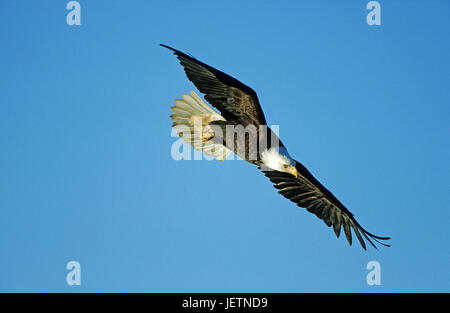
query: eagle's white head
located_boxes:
[261,147,298,177]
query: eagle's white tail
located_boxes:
[170,91,231,161]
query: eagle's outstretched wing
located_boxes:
[161,44,267,126]
[261,161,390,250]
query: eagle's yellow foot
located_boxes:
[202,125,215,141]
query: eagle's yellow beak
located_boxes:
[288,165,298,178]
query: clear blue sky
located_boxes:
[0,1,449,292]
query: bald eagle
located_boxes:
[162,44,390,250]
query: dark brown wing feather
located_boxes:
[161,44,267,125]
[261,161,390,250]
